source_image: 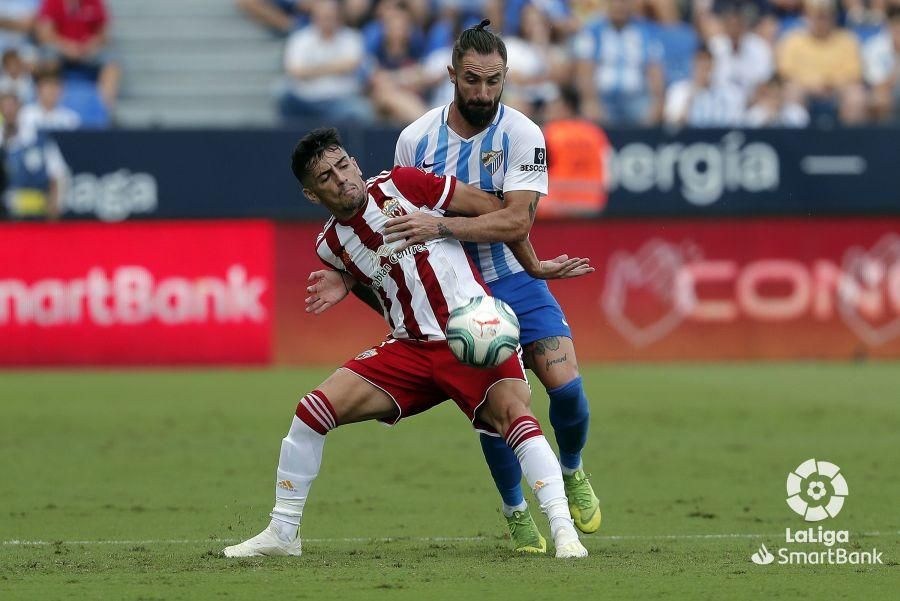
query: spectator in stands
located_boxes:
[758,0,807,40]
[709,1,775,102]
[539,87,610,217]
[280,0,374,123]
[500,0,580,37]
[777,0,867,124]
[645,0,699,87]
[664,44,745,126]
[0,0,39,61]
[574,0,665,126]
[744,74,811,125]
[503,2,568,119]
[18,66,80,133]
[236,0,311,35]
[34,0,120,109]
[0,86,68,220]
[0,49,35,103]
[419,11,467,108]
[864,4,900,120]
[424,1,492,55]
[366,1,428,123]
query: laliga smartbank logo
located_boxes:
[751,459,883,566]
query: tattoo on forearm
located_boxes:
[437,222,453,238]
[546,354,568,371]
[528,192,539,224]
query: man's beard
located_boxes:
[455,84,501,129]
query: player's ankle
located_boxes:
[269,517,300,543]
[502,501,528,517]
[561,461,582,476]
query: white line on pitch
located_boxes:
[2,531,897,547]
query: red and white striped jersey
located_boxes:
[316,166,489,341]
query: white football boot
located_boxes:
[223,524,302,557]
[553,524,589,559]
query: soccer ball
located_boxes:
[445,296,520,368]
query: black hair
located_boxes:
[889,5,900,21]
[291,127,343,185]
[451,19,507,70]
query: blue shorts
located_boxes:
[487,271,572,347]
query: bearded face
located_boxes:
[452,50,506,129]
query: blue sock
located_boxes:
[548,376,590,471]
[479,433,524,507]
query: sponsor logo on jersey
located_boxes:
[355,348,378,360]
[534,147,546,165]
[519,164,547,172]
[481,149,504,175]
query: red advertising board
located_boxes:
[0,221,273,365]
[275,218,900,363]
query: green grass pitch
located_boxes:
[1,364,898,600]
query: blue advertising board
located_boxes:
[49,127,900,221]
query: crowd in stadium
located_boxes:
[255,0,900,127]
[0,0,114,133]
[1,0,900,131]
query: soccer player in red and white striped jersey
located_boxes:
[223,128,589,560]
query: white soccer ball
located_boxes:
[445,296,520,368]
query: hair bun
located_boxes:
[475,19,491,31]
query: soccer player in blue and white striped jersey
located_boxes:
[385,20,601,554]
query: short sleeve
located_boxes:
[36,0,60,24]
[502,121,548,196]
[389,166,456,211]
[43,140,69,180]
[646,35,664,65]
[572,27,595,61]
[863,36,892,85]
[315,229,345,271]
[394,127,416,167]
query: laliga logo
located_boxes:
[786,459,848,522]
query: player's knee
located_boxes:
[484,382,532,434]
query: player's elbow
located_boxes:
[507,214,532,241]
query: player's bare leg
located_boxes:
[525,336,601,534]
[478,380,588,559]
[223,369,395,558]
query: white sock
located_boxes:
[268,416,326,541]
[502,501,528,517]
[510,434,573,540]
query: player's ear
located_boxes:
[447,65,455,85]
[303,186,320,205]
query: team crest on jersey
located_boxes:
[355,348,378,360]
[481,149,504,175]
[381,197,404,219]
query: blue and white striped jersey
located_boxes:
[573,18,663,95]
[395,103,548,283]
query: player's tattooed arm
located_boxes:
[392,187,535,248]
[436,222,454,238]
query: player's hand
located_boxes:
[384,212,444,249]
[305,270,350,314]
[533,255,594,280]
